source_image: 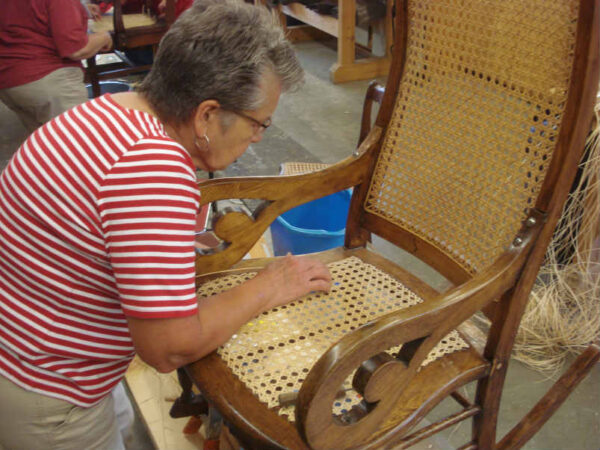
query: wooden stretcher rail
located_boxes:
[281,2,339,37]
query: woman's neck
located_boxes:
[111,92,189,147]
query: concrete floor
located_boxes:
[0,39,598,450]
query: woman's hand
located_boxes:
[128,255,331,373]
[87,3,102,20]
[68,31,112,60]
[254,254,332,311]
[157,0,166,18]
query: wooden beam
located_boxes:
[281,3,339,37]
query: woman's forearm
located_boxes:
[127,255,331,373]
[68,31,112,60]
[127,275,275,373]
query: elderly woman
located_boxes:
[0,1,331,448]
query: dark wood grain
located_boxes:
[194,138,378,275]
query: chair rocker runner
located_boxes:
[171,0,600,448]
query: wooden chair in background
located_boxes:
[85,0,176,97]
[172,0,600,448]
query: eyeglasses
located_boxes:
[224,109,272,133]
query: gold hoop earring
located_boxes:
[194,134,210,151]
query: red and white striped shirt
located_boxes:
[0,94,200,407]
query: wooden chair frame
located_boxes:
[172,1,600,448]
[85,0,176,98]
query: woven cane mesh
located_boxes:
[89,14,157,33]
[279,162,331,176]
[364,0,578,274]
[198,257,469,422]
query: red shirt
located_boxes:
[0,0,88,89]
[174,0,194,18]
[0,94,200,406]
[121,0,193,18]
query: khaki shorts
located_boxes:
[0,67,88,133]
[0,374,124,450]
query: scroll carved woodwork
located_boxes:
[295,210,546,449]
[194,127,382,275]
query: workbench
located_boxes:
[262,1,394,83]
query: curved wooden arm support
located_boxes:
[194,127,382,275]
[358,81,385,145]
[295,210,546,450]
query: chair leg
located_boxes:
[183,415,204,435]
[86,56,101,98]
[169,368,208,418]
[219,424,243,450]
[203,406,223,450]
[472,362,508,449]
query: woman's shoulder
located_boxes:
[93,92,175,141]
[83,93,193,166]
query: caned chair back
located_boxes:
[359,0,583,279]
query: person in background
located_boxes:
[91,0,192,20]
[81,0,103,20]
[157,0,194,18]
[120,0,194,18]
[86,0,193,67]
[0,1,331,448]
[0,0,112,133]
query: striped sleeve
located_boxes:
[98,138,200,319]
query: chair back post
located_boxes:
[473,1,600,447]
[112,0,127,49]
[164,0,176,26]
[344,0,408,250]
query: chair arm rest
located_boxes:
[194,126,382,275]
[294,209,546,449]
[358,81,385,146]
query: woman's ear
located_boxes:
[193,99,220,136]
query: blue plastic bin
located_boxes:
[86,81,131,99]
[270,189,351,256]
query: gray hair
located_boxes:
[137,0,304,125]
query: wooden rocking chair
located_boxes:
[171,0,600,448]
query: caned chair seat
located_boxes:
[188,248,489,448]
[279,162,331,176]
